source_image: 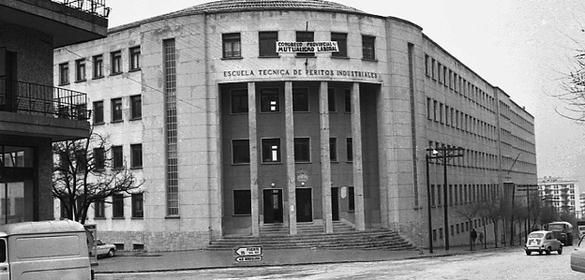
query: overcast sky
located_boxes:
[105,0,585,186]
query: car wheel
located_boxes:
[538,250,543,255]
[546,247,551,255]
[558,246,563,255]
[525,250,531,255]
[107,249,115,258]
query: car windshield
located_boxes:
[548,224,565,231]
[528,233,544,238]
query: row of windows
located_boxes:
[58,46,140,85]
[94,193,143,219]
[432,218,493,241]
[426,98,497,142]
[223,31,376,61]
[424,54,496,114]
[230,87,352,114]
[93,144,142,170]
[429,183,499,208]
[93,95,142,124]
[428,141,499,170]
[508,107,534,135]
[232,187,355,215]
[232,137,353,164]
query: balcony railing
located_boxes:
[51,0,110,18]
[0,78,90,121]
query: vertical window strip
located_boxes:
[163,39,179,216]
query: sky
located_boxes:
[105,0,585,186]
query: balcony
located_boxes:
[0,78,90,121]
[51,0,110,18]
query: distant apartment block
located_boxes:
[538,177,578,215]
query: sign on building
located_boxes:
[276,41,339,53]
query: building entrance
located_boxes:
[296,188,312,222]
[331,187,339,221]
[263,189,283,223]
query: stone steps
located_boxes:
[207,222,416,251]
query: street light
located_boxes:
[427,146,464,251]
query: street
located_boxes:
[97,247,585,280]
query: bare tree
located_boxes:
[52,129,142,224]
[556,50,585,121]
[480,199,508,248]
[454,203,483,251]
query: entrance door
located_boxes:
[263,189,283,223]
[296,188,312,222]
[331,187,339,221]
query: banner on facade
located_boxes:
[276,41,339,53]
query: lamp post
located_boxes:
[427,146,464,251]
[425,153,433,253]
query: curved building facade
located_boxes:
[53,0,537,251]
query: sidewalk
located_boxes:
[94,245,520,274]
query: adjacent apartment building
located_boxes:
[539,177,579,216]
[53,0,537,251]
[0,0,108,224]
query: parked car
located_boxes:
[571,235,585,272]
[95,240,116,258]
[525,230,562,255]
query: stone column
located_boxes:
[319,82,333,233]
[248,82,260,237]
[351,82,366,231]
[284,81,297,235]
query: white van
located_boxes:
[0,220,92,280]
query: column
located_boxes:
[284,81,297,235]
[248,82,260,237]
[351,82,366,231]
[319,82,333,233]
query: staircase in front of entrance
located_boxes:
[207,222,416,250]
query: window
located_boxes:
[222,33,241,58]
[93,101,104,124]
[328,88,336,111]
[426,98,432,120]
[111,98,123,122]
[346,138,353,161]
[425,55,430,76]
[293,88,309,111]
[259,31,278,57]
[110,51,122,74]
[331,32,347,58]
[130,144,142,169]
[129,46,141,71]
[231,89,248,113]
[296,31,314,57]
[344,89,351,112]
[348,187,355,211]
[112,145,123,169]
[232,139,250,164]
[93,148,105,170]
[112,194,124,218]
[233,190,251,215]
[59,63,69,85]
[329,138,337,162]
[431,184,435,207]
[75,59,86,82]
[294,138,310,162]
[130,95,142,120]
[260,88,279,112]
[262,138,280,163]
[93,55,103,79]
[362,35,376,60]
[94,199,105,218]
[131,193,143,218]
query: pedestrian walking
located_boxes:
[478,231,484,248]
[470,228,478,250]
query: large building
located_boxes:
[1,0,107,225]
[53,0,537,251]
[539,177,578,216]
